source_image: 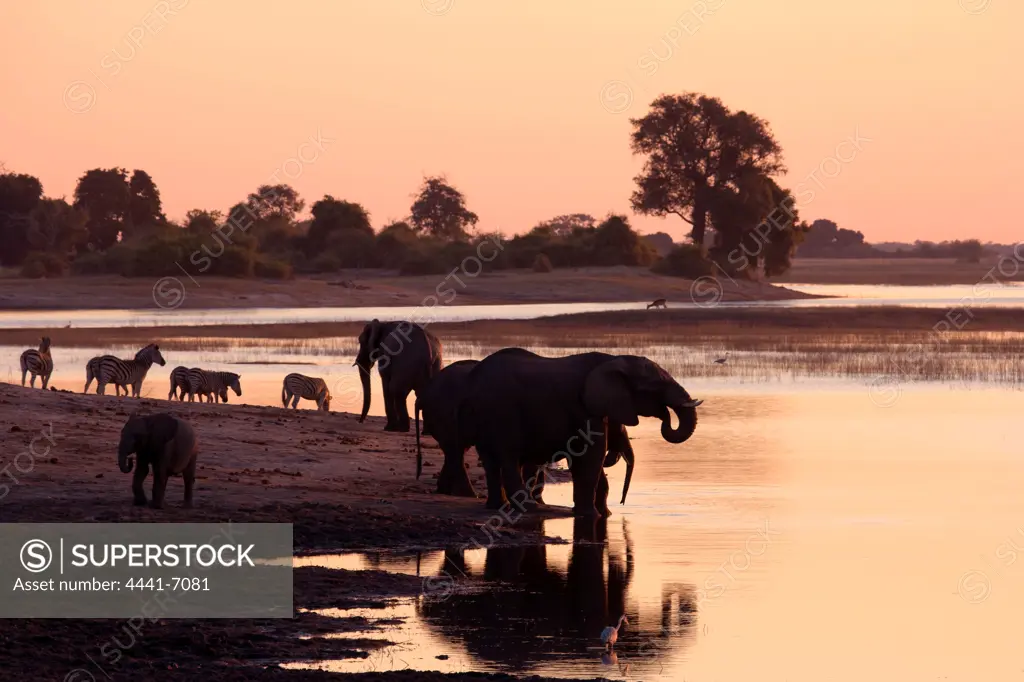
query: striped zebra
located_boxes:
[168,366,191,400]
[187,368,242,403]
[282,373,331,411]
[83,343,166,397]
[20,337,54,389]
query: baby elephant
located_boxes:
[118,413,199,509]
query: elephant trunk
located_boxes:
[619,437,635,505]
[357,359,372,423]
[118,438,135,473]
[660,402,699,444]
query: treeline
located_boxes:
[798,220,986,262]
[0,169,657,279]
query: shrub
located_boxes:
[20,252,68,278]
[533,253,553,272]
[209,246,255,277]
[310,252,342,273]
[69,250,108,275]
[399,252,449,276]
[651,244,716,278]
[254,257,294,280]
[326,229,378,268]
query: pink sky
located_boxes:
[1,0,1020,242]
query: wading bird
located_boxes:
[714,352,729,364]
[601,614,629,649]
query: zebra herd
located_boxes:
[17,337,331,411]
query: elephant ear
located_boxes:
[583,359,640,426]
[367,319,383,351]
[148,414,180,446]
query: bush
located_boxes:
[310,252,342,273]
[208,246,255,277]
[533,253,553,272]
[651,244,716,278]
[326,229,378,268]
[20,252,68,278]
[253,257,294,279]
[69,250,108,275]
[399,252,450,276]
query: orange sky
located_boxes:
[1,1,1020,242]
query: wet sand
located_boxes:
[0,384,581,680]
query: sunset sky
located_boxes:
[1,0,1019,242]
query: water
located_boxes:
[281,388,1024,680]
[2,283,1024,329]
[4,327,1023,679]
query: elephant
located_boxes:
[500,419,636,509]
[118,413,199,509]
[414,358,480,497]
[457,349,702,518]
[356,319,443,432]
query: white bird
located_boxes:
[601,614,629,649]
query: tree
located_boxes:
[535,213,596,238]
[630,93,785,249]
[74,168,130,249]
[184,209,222,233]
[0,172,43,265]
[707,178,808,276]
[128,170,165,226]
[245,184,304,224]
[591,215,658,266]
[642,232,675,256]
[306,195,372,254]
[409,176,478,241]
[27,198,88,256]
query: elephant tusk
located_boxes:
[681,399,703,408]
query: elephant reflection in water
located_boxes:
[418,517,697,671]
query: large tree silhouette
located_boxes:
[630,93,785,250]
[410,176,478,241]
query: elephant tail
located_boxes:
[415,399,422,479]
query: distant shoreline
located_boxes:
[3,306,1024,348]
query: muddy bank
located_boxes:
[0,384,579,680]
[3,305,1024,350]
[0,268,810,311]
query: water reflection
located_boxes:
[417,517,697,673]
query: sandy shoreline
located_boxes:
[2,306,1024,350]
[0,269,812,311]
[0,383,589,679]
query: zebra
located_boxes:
[168,366,191,400]
[186,368,242,403]
[83,343,166,397]
[282,373,331,411]
[20,336,54,389]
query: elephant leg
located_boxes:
[183,457,196,508]
[394,388,412,433]
[479,448,506,510]
[597,468,611,518]
[132,460,150,506]
[522,464,546,504]
[438,446,476,498]
[380,373,395,429]
[150,469,168,510]
[570,452,603,518]
[501,456,529,512]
